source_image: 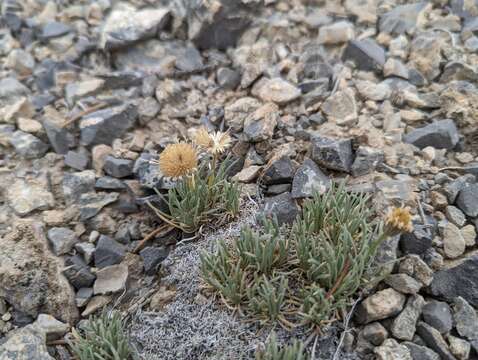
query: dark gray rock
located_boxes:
[0,77,30,101]
[40,21,72,40]
[101,6,170,50]
[429,256,478,307]
[98,71,145,90]
[95,176,126,190]
[103,156,134,178]
[94,235,126,269]
[63,255,96,290]
[262,157,295,185]
[43,118,75,154]
[291,158,330,198]
[453,296,478,340]
[403,342,440,360]
[342,39,386,72]
[64,151,89,170]
[115,224,131,244]
[140,246,169,275]
[47,227,79,256]
[361,322,388,346]
[311,135,354,173]
[75,242,95,264]
[416,322,457,360]
[80,104,138,146]
[78,192,119,221]
[261,192,300,225]
[62,170,96,205]
[379,2,429,35]
[403,119,459,150]
[444,175,475,203]
[422,300,453,334]
[399,225,433,255]
[175,46,204,73]
[75,287,93,308]
[186,0,257,50]
[456,183,478,217]
[9,131,48,159]
[217,67,241,90]
[351,146,384,176]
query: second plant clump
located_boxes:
[149,128,240,234]
[200,182,413,331]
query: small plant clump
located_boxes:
[149,128,240,233]
[255,333,310,360]
[69,311,134,360]
[200,182,413,330]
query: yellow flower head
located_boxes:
[385,206,414,236]
[193,127,231,155]
[159,143,198,178]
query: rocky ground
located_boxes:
[2,0,478,359]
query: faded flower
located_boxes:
[159,143,198,178]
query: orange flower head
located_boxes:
[159,143,198,178]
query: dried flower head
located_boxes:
[385,206,414,236]
[194,127,232,155]
[159,143,198,178]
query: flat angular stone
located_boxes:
[343,39,386,72]
[453,296,478,340]
[416,322,457,360]
[47,227,79,256]
[422,300,453,334]
[243,103,279,143]
[101,5,170,50]
[187,0,255,50]
[0,325,54,360]
[94,235,126,269]
[403,342,440,360]
[62,170,96,205]
[291,158,330,198]
[311,135,354,173]
[456,183,478,217]
[351,146,384,176]
[399,225,433,255]
[93,264,128,295]
[140,247,169,276]
[9,131,48,159]
[356,288,406,324]
[262,157,295,185]
[80,104,138,146]
[63,255,96,290]
[40,22,72,40]
[374,339,412,360]
[391,295,425,341]
[252,78,301,105]
[404,119,459,150]
[8,179,54,216]
[379,2,429,35]
[321,89,357,125]
[64,151,89,170]
[430,255,478,307]
[103,156,134,178]
[385,274,422,294]
[261,192,300,225]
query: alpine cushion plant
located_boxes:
[148,128,240,234]
[69,311,134,360]
[200,182,413,330]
